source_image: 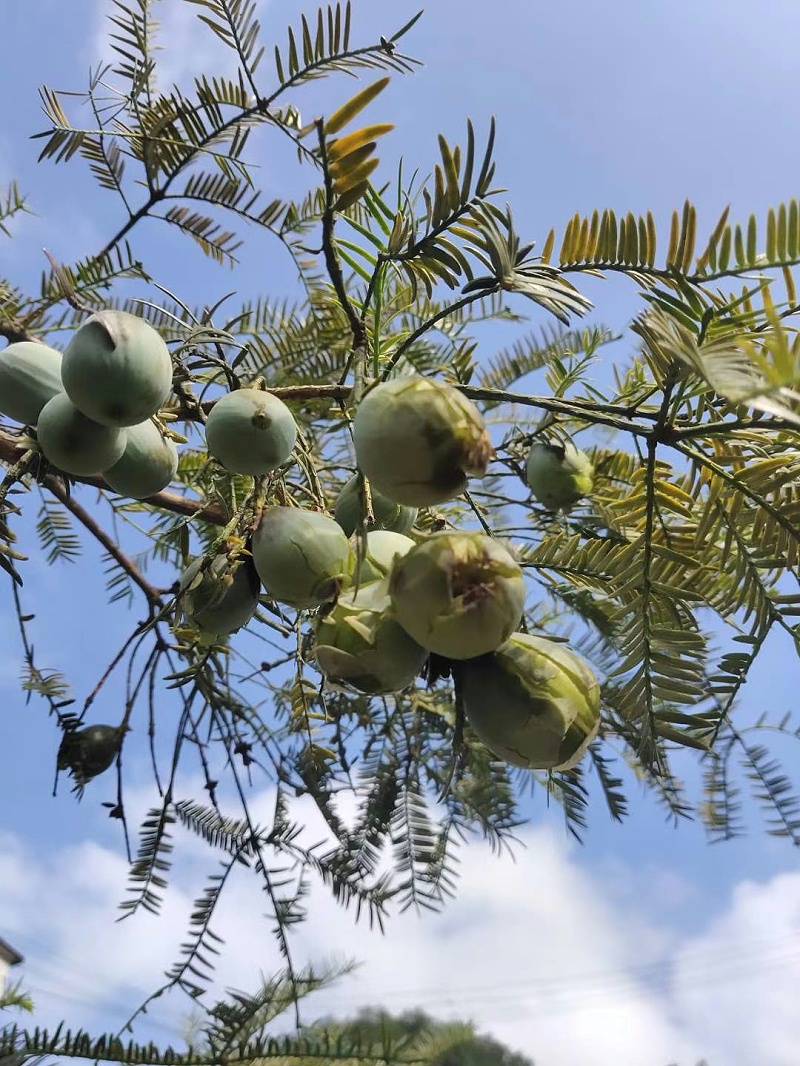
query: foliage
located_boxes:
[295,1009,533,1066]
[0,968,465,1066]
[1,1,800,1062]
[0,982,34,1014]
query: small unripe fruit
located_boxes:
[253,507,353,610]
[62,310,173,427]
[205,389,297,475]
[314,580,428,694]
[459,633,601,770]
[334,474,417,536]
[180,555,260,640]
[0,341,63,425]
[104,420,178,499]
[355,530,415,584]
[57,724,123,786]
[353,376,491,506]
[389,532,525,660]
[526,439,594,511]
[37,393,126,475]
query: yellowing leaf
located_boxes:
[334,181,370,212]
[325,76,390,136]
[328,124,394,162]
[334,156,379,196]
[329,141,376,180]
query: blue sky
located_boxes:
[2,2,800,1064]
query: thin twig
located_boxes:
[47,479,163,609]
[316,119,367,358]
[381,289,499,378]
[0,321,38,343]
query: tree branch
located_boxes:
[0,321,37,344]
[0,429,225,525]
[46,479,163,609]
[381,289,500,378]
[316,119,367,359]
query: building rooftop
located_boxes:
[0,937,23,966]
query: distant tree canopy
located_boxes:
[302,1009,533,1066]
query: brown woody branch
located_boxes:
[46,478,164,608]
[315,119,367,381]
[0,322,37,344]
[0,429,225,525]
[189,383,351,414]
[174,382,652,436]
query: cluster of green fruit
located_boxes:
[0,310,178,498]
[187,374,601,774]
[1,315,600,776]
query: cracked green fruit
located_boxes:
[181,555,260,640]
[334,474,417,536]
[37,393,126,475]
[355,530,415,583]
[389,532,525,660]
[314,580,428,694]
[253,507,354,610]
[57,724,123,785]
[62,310,173,427]
[104,419,178,499]
[459,633,601,770]
[352,376,492,506]
[526,439,594,511]
[205,389,297,475]
[0,341,63,425]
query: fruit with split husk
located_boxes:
[525,439,594,511]
[389,531,525,660]
[314,579,428,694]
[459,632,601,770]
[352,376,492,506]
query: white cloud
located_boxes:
[6,786,787,1066]
[284,825,701,1066]
[670,872,800,1066]
[3,783,799,1064]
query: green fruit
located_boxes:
[57,724,123,785]
[253,507,353,610]
[181,555,260,640]
[37,393,126,475]
[62,310,173,427]
[0,341,63,425]
[526,439,594,511]
[334,475,417,536]
[352,376,492,506]
[389,532,525,660]
[459,633,601,770]
[104,420,178,499]
[205,389,297,475]
[314,580,428,694]
[355,530,415,583]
